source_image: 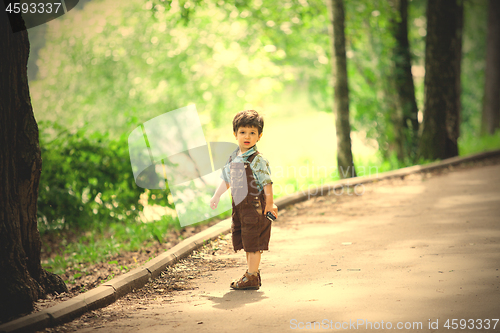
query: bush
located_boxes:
[37,121,173,233]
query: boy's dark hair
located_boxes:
[232,110,264,135]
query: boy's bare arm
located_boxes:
[263,183,278,218]
[210,179,230,209]
[215,179,230,196]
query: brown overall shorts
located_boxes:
[230,151,272,253]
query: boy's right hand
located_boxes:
[210,195,220,210]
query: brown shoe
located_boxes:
[230,272,260,290]
[245,269,261,286]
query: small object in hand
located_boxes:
[266,211,276,221]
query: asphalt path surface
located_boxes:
[71,163,500,333]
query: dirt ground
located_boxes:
[39,157,500,332]
[33,220,226,314]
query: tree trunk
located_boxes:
[481,0,500,135]
[326,0,356,178]
[390,0,420,162]
[0,10,67,323]
[418,0,463,161]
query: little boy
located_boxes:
[210,110,278,290]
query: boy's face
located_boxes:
[234,126,262,153]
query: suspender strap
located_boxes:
[246,150,260,164]
[228,150,260,164]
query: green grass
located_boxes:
[42,209,231,275]
[458,130,500,156]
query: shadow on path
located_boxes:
[200,290,268,310]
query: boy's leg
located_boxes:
[247,251,261,274]
[230,251,261,290]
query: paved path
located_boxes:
[77,164,500,333]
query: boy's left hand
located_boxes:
[210,195,220,210]
[265,203,278,219]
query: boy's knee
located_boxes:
[246,250,263,254]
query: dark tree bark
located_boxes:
[326,0,356,179]
[481,0,500,135]
[389,0,420,162]
[418,0,463,160]
[0,10,67,323]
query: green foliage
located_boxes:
[31,0,285,137]
[461,0,488,136]
[175,0,407,160]
[31,0,490,163]
[344,0,399,158]
[37,121,148,232]
[458,130,500,156]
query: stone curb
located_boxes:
[72,285,116,312]
[102,267,151,299]
[45,299,87,327]
[0,312,50,333]
[143,252,177,280]
[1,148,498,333]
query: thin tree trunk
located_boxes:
[453,0,463,145]
[390,0,420,162]
[418,0,463,160]
[481,0,500,135]
[0,10,67,323]
[326,0,356,178]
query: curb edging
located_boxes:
[1,149,499,333]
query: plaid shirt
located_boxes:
[220,145,272,192]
